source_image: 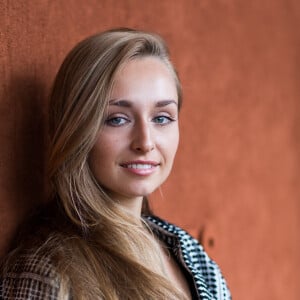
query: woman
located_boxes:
[0,28,231,299]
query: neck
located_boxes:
[107,192,144,219]
[121,196,144,219]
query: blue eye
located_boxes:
[105,117,128,127]
[153,116,173,125]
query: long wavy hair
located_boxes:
[15,29,184,299]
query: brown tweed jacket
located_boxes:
[0,216,231,300]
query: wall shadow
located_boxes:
[12,72,47,206]
[2,72,48,252]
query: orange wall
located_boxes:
[1,1,299,299]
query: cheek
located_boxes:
[89,139,110,170]
[89,133,125,169]
[170,134,180,160]
[160,128,180,162]
[88,145,113,187]
[171,124,180,149]
[88,146,101,176]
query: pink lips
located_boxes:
[120,160,159,176]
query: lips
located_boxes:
[120,161,159,175]
[125,163,154,169]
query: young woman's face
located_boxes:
[89,56,179,206]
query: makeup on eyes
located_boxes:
[105,99,178,127]
[108,99,178,108]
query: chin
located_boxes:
[124,186,157,199]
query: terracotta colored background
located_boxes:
[1,1,299,299]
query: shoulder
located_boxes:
[146,215,231,300]
[1,248,62,299]
[145,215,205,254]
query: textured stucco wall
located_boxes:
[1,1,300,299]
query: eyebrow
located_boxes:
[109,99,178,107]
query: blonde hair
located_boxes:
[47,29,183,299]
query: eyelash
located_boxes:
[152,115,175,125]
[105,115,176,127]
[105,116,130,127]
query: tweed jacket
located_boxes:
[0,215,231,300]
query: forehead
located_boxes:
[116,56,171,75]
[110,57,178,101]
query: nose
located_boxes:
[131,120,155,153]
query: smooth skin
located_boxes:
[89,56,179,216]
[89,56,191,299]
